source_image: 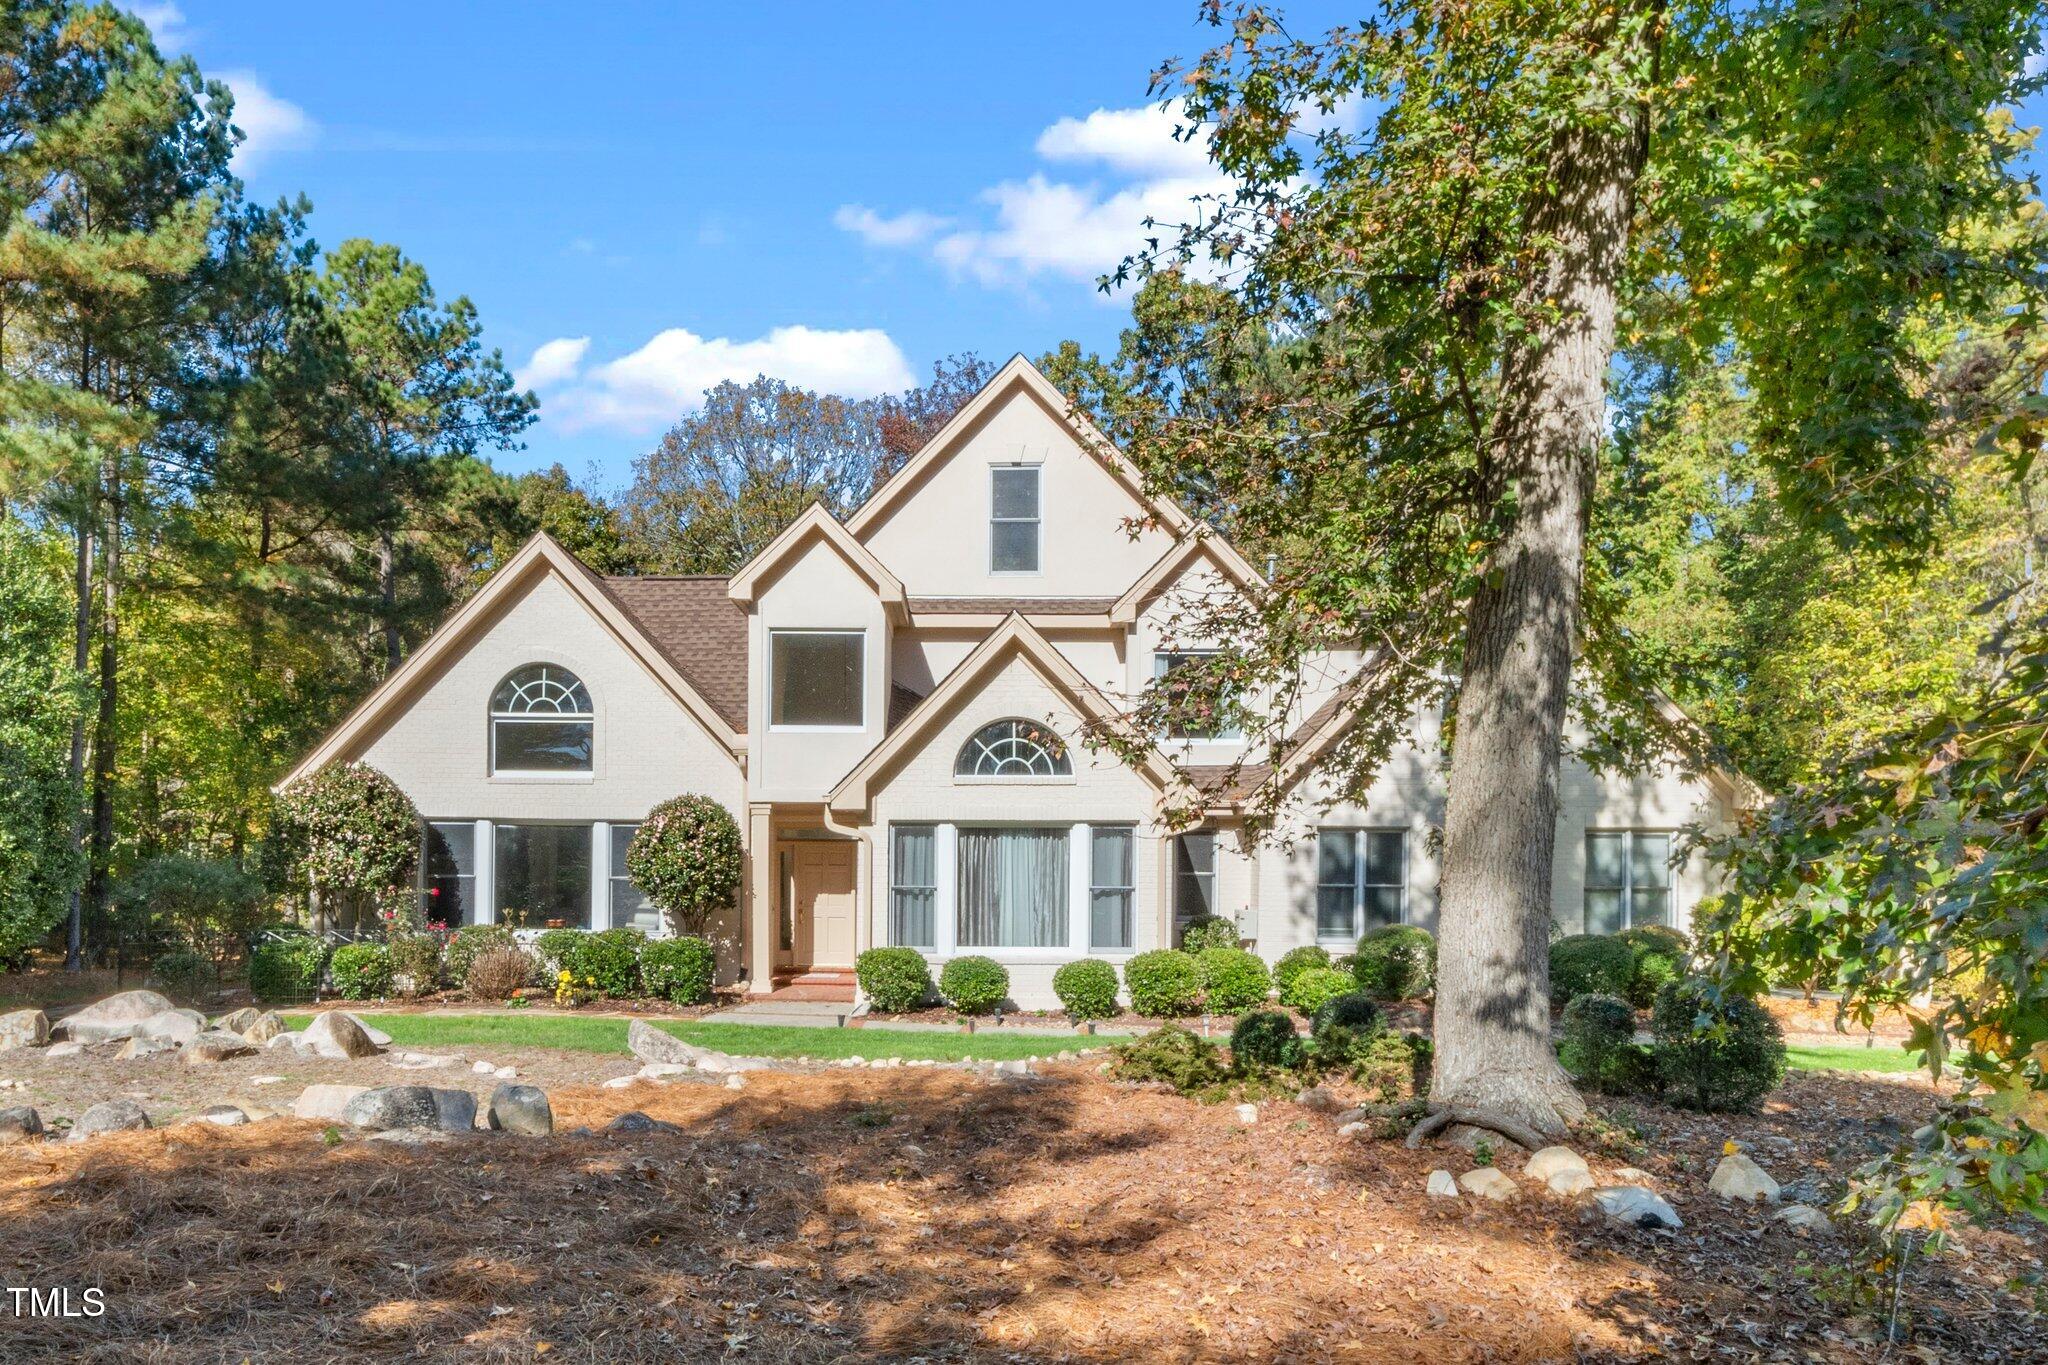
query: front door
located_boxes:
[792,842,857,969]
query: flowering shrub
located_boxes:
[641,935,716,1004]
[625,795,743,933]
[387,932,444,998]
[329,942,393,1000]
[274,763,418,914]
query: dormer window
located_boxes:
[770,629,865,729]
[956,719,1071,778]
[491,664,593,773]
[990,465,1040,573]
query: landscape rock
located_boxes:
[1708,1152,1781,1204]
[340,1085,476,1133]
[1234,1102,1258,1125]
[51,989,176,1043]
[1774,1203,1833,1233]
[601,1075,637,1089]
[184,1030,258,1064]
[389,1051,460,1070]
[636,1062,691,1081]
[1610,1166,1657,1187]
[1524,1145,1590,1184]
[723,1073,746,1090]
[627,1017,699,1066]
[366,1128,456,1146]
[71,1098,151,1139]
[472,1060,497,1074]
[351,1017,393,1047]
[1295,1085,1341,1112]
[45,1041,84,1058]
[1426,1169,1460,1199]
[133,1008,207,1045]
[486,1084,552,1135]
[1589,1185,1684,1230]
[115,1034,179,1061]
[291,1083,369,1122]
[0,1106,43,1144]
[266,1031,307,1051]
[241,1012,286,1045]
[192,1105,250,1126]
[211,1008,261,1034]
[493,1066,517,1079]
[1545,1168,1597,1198]
[605,1110,679,1136]
[302,1011,381,1061]
[0,1009,49,1051]
[1336,1121,1369,1139]
[1457,1167,1518,1201]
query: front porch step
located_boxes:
[710,1000,856,1028]
[766,968,855,1003]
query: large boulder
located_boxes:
[0,1106,43,1144]
[53,990,176,1043]
[302,1011,381,1060]
[291,1083,369,1122]
[242,1012,286,1045]
[71,1098,151,1139]
[344,1014,392,1047]
[627,1018,698,1066]
[340,1085,475,1133]
[486,1084,553,1136]
[185,1031,258,1065]
[1708,1152,1780,1204]
[0,1009,49,1051]
[1588,1185,1684,1230]
[191,1104,250,1126]
[211,1007,261,1035]
[115,1034,179,1061]
[134,1009,207,1045]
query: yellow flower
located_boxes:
[1722,1139,1740,1156]
[558,970,571,981]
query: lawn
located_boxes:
[1784,1041,1920,1073]
[284,1011,1125,1061]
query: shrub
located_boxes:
[532,928,586,974]
[249,936,329,1002]
[274,762,419,914]
[1560,993,1649,1094]
[1052,958,1121,1021]
[1180,914,1240,953]
[1347,1029,1432,1103]
[641,936,716,1004]
[1651,978,1787,1112]
[1273,945,1332,1001]
[466,946,533,1001]
[115,856,263,964]
[1229,1008,1303,1072]
[148,949,213,1005]
[856,947,933,1013]
[567,928,646,997]
[1197,947,1271,1011]
[1616,923,1690,1008]
[1549,934,1636,1003]
[1311,991,1384,1040]
[329,942,393,1000]
[939,955,1009,1014]
[1351,925,1436,1000]
[1287,966,1356,1017]
[442,924,517,988]
[1123,949,1202,1017]
[1109,1023,1228,1092]
[624,794,743,933]
[386,932,444,998]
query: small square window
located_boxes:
[770,631,864,728]
[1584,830,1674,930]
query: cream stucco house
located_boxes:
[281,356,1748,1008]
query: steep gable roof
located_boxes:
[595,575,748,730]
[725,502,908,621]
[1110,533,1266,626]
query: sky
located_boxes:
[134,0,1363,491]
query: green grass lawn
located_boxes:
[284,1011,1123,1062]
[1784,1042,1920,1074]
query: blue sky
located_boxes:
[138,1,1361,490]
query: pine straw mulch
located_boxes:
[0,1065,2040,1363]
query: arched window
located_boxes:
[491,664,593,773]
[955,719,1070,778]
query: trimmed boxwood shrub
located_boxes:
[1616,923,1690,1008]
[532,928,585,974]
[1550,933,1635,1003]
[1109,1023,1227,1092]
[249,936,329,1003]
[1351,925,1436,1001]
[1560,992,1648,1094]
[567,928,646,997]
[1229,1008,1302,1072]
[856,947,933,1013]
[1052,958,1120,1021]
[1651,978,1787,1112]
[1311,990,1384,1041]
[1180,914,1240,953]
[329,942,393,1000]
[442,924,517,988]
[1123,949,1202,1017]
[939,955,1009,1014]
[641,935,716,1004]
[1197,947,1271,1012]
[1273,944,1331,1001]
[1287,966,1356,1017]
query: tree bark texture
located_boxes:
[84,456,119,932]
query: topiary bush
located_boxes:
[1273,945,1332,1002]
[640,935,716,1004]
[1351,925,1436,1001]
[532,928,586,975]
[249,936,329,1003]
[1549,933,1636,1003]
[1180,914,1240,953]
[1560,992,1650,1094]
[1311,990,1384,1041]
[274,762,420,921]
[856,946,933,1013]
[1052,958,1121,1021]
[1229,1008,1303,1072]
[1109,1023,1228,1092]
[148,949,213,1005]
[1651,978,1787,1112]
[442,924,517,988]
[1197,947,1271,1011]
[939,955,1009,1014]
[625,794,743,934]
[386,932,444,998]
[329,941,393,1000]
[1287,966,1357,1017]
[465,946,533,1002]
[1123,949,1202,1017]
[567,928,646,997]
[1616,923,1690,1008]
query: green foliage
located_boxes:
[624,795,743,934]
[275,763,419,907]
[855,947,933,1013]
[567,928,646,998]
[329,942,393,1000]
[1350,927,1435,1002]
[1122,949,1202,1017]
[0,522,85,965]
[938,955,1009,1015]
[1272,945,1332,1001]
[1052,958,1121,1022]
[386,932,444,998]
[148,950,213,1005]
[640,936,716,1005]
[1310,992,1384,1041]
[1179,914,1240,953]
[531,928,585,973]
[1615,924,1690,1009]
[113,855,264,964]
[1109,1023,1229,1093]
[1560,993,1651,1095]
[1550,934,1637,1004]
[1196,947,1271,1012]
[249,936,329,1003]
[442,925,518,988]
[1651,979,1786,1113]
[1229,1008,1303,1072]
[1287,967,1358,1018]
[1335,1029,1432,1104]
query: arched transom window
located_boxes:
[955,719,1070,778]
[491,664,593,773]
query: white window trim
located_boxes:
[767,628,867,733]
[989,463,1042,576]
[888,820,1151,961]
[1315,827,1410,944]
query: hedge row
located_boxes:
[251,925,717,1006]
[1558,978,1787,1112]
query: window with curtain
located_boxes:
[494,823,591,929]
[1173,831,1216,942]
[956,827,1068,948]
[420,822,475,927]
[990,465,1040,572]
[955,719,1071,777]
[1316,829,1407,939]
[1089,826,1135,950]
[770,630,864,728]
[608,823,661,932]
[1585,831,1673,933]
[490,664,593,772]
[1153,651,1240,740]
[890,825,937,949]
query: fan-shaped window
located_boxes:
[491,664,593,773]
[955,719,1070,778]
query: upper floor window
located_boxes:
[770,629,864,729]
[990,465,1040,573]
[1154,650,1241,740]
[491,664,592,773]
[955,719,1071,778]
[1585,830,1672,933]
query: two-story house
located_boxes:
[281,356,1748,1009]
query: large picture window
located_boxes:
[608,823,661,933]
[1585,831,1672,933]
[491,664,593,773]
[955,719,1070,778]
[990,465,1040,573]
[770,630,865,728]
[1316,829,1407,940]
[1173,831,1217,942]
[889,825,937,949]
[1090,826,1135,951]
[420,821,476,927]
[494,823,592,929]
[957,827,1068,948]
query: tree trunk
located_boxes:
[1429,65,1649,1137]
[378,526,400,676]
[63,511,92,972]
[85,456,120,935]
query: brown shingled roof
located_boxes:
[597,576,750,732]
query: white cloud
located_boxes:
[833,204,952,247]
[521,325,915,436]
[1034,105,1213,179]
[218,70,317,173]
[132,2,190,47]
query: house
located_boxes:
[280,355,1749,1008]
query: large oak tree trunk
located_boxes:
[1429,75,1648,1137]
